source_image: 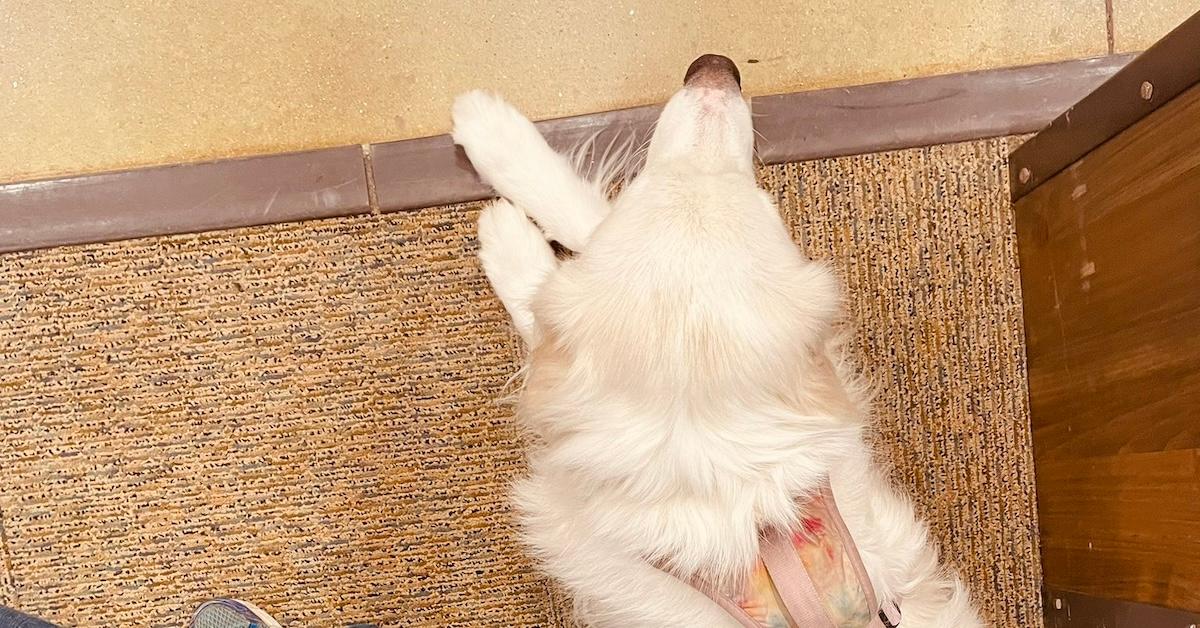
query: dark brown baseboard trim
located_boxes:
[1044,588,1200,627]
[0,147,370,254]
[751,55,1131,165]
[1011,11,1200,200]
[369,55,1132,214]
[0,56,1132,254]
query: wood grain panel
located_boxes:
[1016,82,1200,461]
[1037,450,1200,611]
[1015,79,1200,610]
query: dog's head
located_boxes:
[644,54,754,177]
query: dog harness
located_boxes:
[690,484,902,628]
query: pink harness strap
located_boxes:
[758,528,835,628]
[689,484,901,628]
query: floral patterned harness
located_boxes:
[691,484,902,628]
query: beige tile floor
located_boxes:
[0,1,1191,184]
[1112,0,1200,50]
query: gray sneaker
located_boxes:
[189,599,282,628]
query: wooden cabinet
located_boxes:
[1011,11,1200,627]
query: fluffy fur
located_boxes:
[452,70,983,627]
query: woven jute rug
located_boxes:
[0,137,1039,627]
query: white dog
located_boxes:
[453,54,983,628]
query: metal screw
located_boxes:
[1141,81,1154,100]
[1019,167,1032,184]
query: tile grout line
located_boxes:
[362,144,381,215]
[1105,0,1116,54]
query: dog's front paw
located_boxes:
[451,89,536,158]
[478,197,534,252]
[477,199,556,346]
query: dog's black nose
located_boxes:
[684,54,741,89]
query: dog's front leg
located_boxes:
[452,90,610,251]
[476,198,556,347]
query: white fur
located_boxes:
[453,82,983,627]
[453,91,611,251]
